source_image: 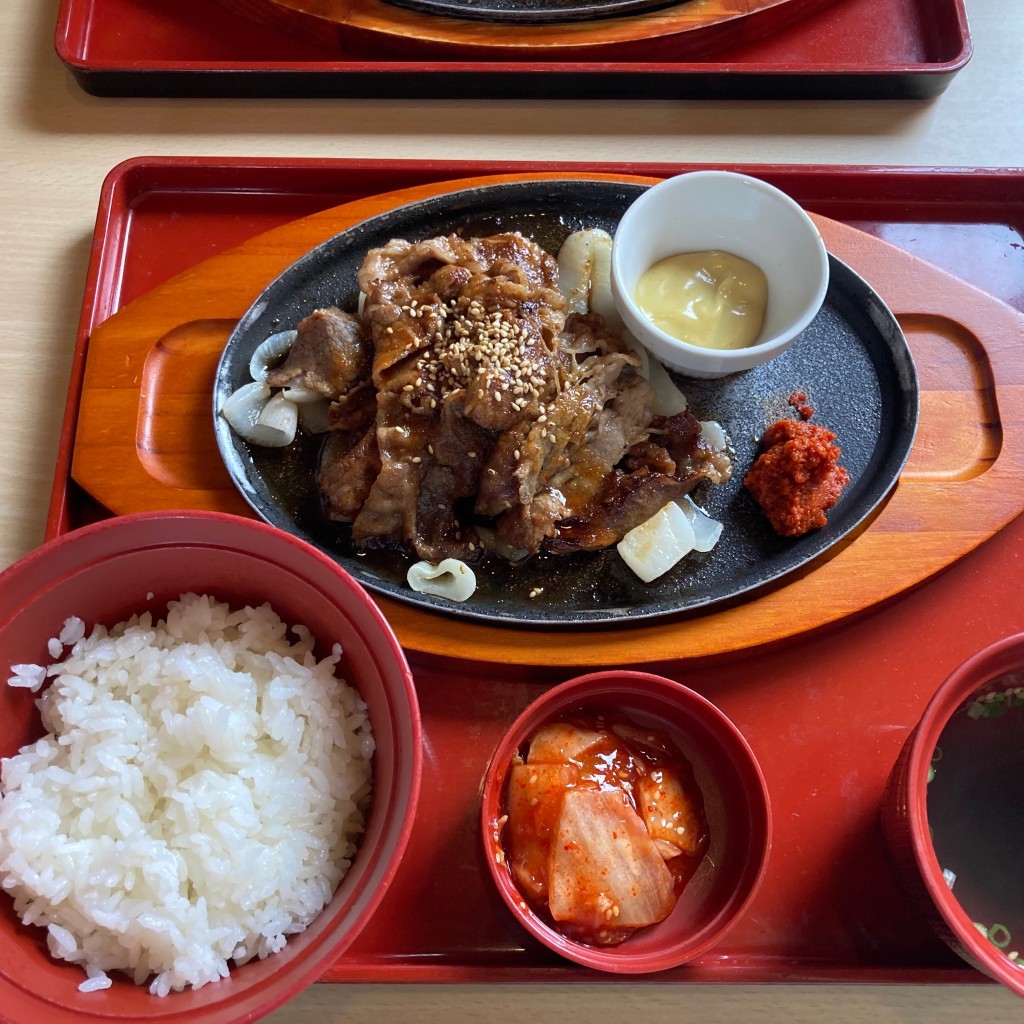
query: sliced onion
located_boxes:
[557,228,626,335]
[678,495,723,552]
[220,380,271,439]
[249,330,297,381]
[556,229,600,314]
[407,559,477,602]
[298,398,332,434]
[357,291,367,317]
[646,353,688,416]
[700,419,727,451]
[617,502,695,583]
[281,384,324,404]
[247,393,298,447]
[586,231,626,336]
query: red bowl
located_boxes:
[882,633,1024,997]
[480,670,771,973]
[0,511,422,1024]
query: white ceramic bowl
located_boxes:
[610,171,829,379]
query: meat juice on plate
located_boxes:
[501,712,708,946]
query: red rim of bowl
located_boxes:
[903,632,1024,996]
[0,510,424,1023]
[480,669,772,974]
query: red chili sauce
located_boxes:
[500,711,708,946]
[743,418,850,537]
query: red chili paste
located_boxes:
[787,390,814,420]
[743,418,850,537]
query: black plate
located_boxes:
[379,0,682,24]
[213,180,919,629]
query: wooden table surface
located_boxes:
[2,0,1024,1020]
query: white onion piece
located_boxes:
[247,393,298,447]
[220,380,271,438]
[298,398,332,434]
[357,291,367,317]
[407,558,477,602]
[677,496,723,553]
[700,419,727,451]
[248,330,297,382]
[281,384,324,404]
[645,351,689,416]
[617,502,695,583]
[586,232,626,336]
[556,229,598,314]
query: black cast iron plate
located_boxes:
[213,179,919,628]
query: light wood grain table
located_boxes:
[2,0,1023,1020]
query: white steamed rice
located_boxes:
[0,593,374,996]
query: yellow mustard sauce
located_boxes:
[635,250,768,350]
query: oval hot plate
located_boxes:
[213,180,919,629]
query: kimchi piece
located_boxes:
[502,714,708,946]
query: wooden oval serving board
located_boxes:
[215,0,837,60]
[73,172,1024,667]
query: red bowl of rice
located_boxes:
[480,670,771,973]
[0,511,422,1023]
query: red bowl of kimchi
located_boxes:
[481,670,771,973]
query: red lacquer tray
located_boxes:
[54,0,971,99]
[49,157,1024,984]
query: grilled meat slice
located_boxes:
[264,307,370,400]
[545,409,718,554]
[359,233,567,421]
[320,426,381,523]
